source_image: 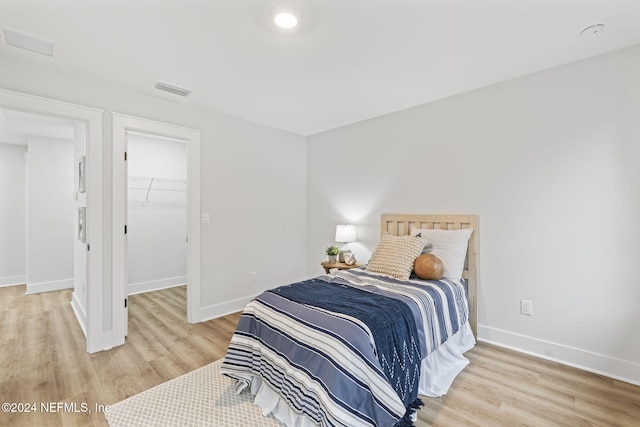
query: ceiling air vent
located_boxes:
[2,27,56,56]
[154,81,191,97]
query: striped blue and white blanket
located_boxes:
[221,269,469,427]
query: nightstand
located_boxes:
[321,261,362,274]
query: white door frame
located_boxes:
[112,113,201,344]
[0,87,107,353]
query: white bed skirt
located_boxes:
[240,321,476,427]
[418,321,475,397]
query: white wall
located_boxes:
[0,54,308,332]
[201,117,308,318]
[26,136,75,293]
[127,133,187,294]
[307,44,640,384]
[0,143,27,287]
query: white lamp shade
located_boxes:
[335,224,356,243]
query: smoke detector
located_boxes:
[580,24,605,37]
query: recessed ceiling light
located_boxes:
[2,27,56,56]
[274,11,299,29]
[580,23,605,37]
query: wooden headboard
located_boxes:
[380,214,479,337]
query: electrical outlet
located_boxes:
[251,272,257,282]
[520,300,533,316]
[202,212,210,224]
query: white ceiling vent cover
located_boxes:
[3,27,56,56]
[154,81,192,97]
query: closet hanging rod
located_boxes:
[127,175,187,201]
[128,175,187,185]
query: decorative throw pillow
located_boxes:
[413,254,444,280]
[420,241,433,254]
[366,234,428,280]
[412,228,473,280]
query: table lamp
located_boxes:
[335,224,356,262]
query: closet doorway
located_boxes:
[126,132,187,327]
[112,113,201,343]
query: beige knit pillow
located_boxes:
[366,234,429,280]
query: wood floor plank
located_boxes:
[0,284,638,427]
[0,285,239,426]
[416,342,640,427]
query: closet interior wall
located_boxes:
[126,132,187,295]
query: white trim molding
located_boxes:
[200,294,259,323]
[25,278,74,294]
[128,276,187,295]
[478,325,640,387]
[112,112,202,347]
[71,292,87,336]
[0,275,26,287]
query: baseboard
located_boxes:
[25,278,73,294]
[478,325,640,387]
[70,291,87,337]
[200,294,258,322]
[0,275,26,287]
[128,276,187,295]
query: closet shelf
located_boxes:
[128,175,187,201]
[128,175,187,184]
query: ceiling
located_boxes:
[1,0,639,136]
[0,108,76,145]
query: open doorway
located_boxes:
[0,108,84,296]
[112,113,201,345]
[125,131,188,326]
[0,87,107,353]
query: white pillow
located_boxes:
[366,234,428,280]
[411,228,473,280]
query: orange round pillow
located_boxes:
[414,254,444,280]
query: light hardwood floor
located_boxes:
[417,343,640,427]
[0,285,240,427]
[1,284,638,426]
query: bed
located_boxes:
[221,214,478,427]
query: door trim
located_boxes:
[112,113,202,345]
[0,87,105,353]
